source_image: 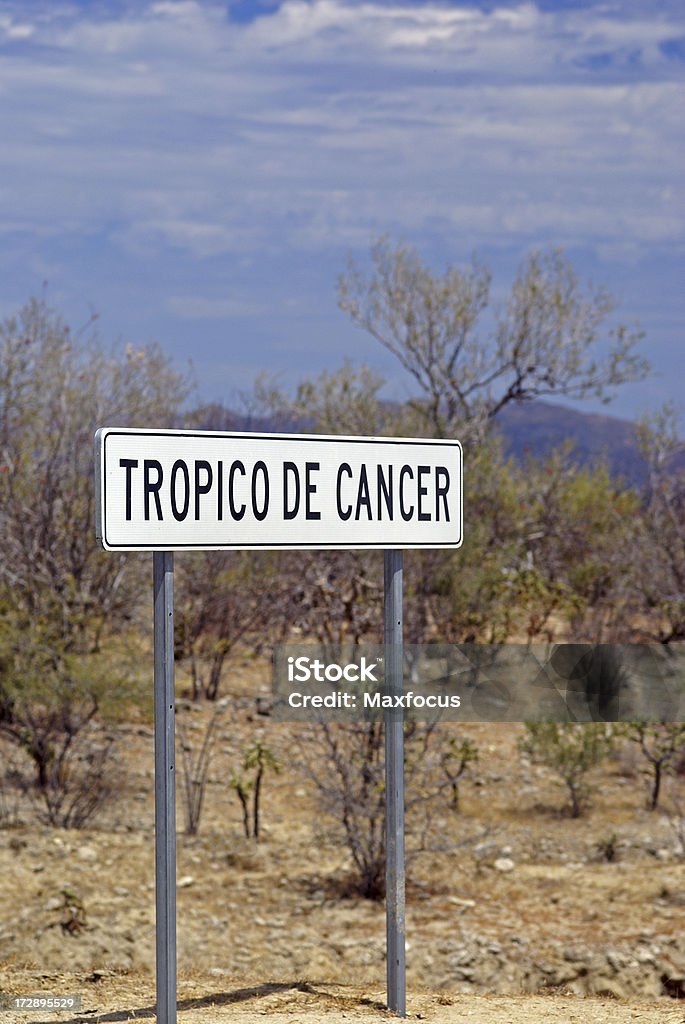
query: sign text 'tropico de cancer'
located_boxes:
[95,428,463,551]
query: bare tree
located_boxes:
[619,723,685,811]
[630,407,685,643]
[177,699,229,835]
[338,238,648,439]
[0,296,191,822]
[0,296,191,651]
[296,718,477,899]
[278,548,382,648]
[174,550,278,701]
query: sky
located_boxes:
[0,0,683,427]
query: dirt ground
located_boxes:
[1,663,684,1022]
[1,968,684,1024]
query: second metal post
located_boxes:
[384,549,406,1017]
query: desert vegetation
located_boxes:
[1,245,684,1006]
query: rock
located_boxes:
[606,949,627,971]
[448,897,476,908]
[494,857,515,873]
[177,875,194,888]
[592,978,628,999]
[77,845,98,862]
[255,696,273,716]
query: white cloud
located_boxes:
[1,0,682,425]
[0,0,682,258]
[151,1,205,16]
[0,12,34,40]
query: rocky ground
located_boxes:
[1,671,684,1022]
[1,968,684,1024]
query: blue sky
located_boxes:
[1,0,683,427]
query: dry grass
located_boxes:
[1,658,684,1020]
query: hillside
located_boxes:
[190,399,685,490]
[493,401,650,487]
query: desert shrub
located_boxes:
[35,727,117,829]
[617,723,685,811]
[0,297,189,827]
[520,721,614,817]
[595,831,620,862]
[297,721,478,899]
[441,735,478,810]
[229,740,281,841]
[664,797,685,860]
[0,741,29,827]
[177,699,229,836]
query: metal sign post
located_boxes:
[153,551,177,1024]
[384,550,406,1017]
[96,427,462,1021]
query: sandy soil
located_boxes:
[1,668,684,1022]
[0,968,684,1024]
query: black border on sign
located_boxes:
[97,428,463,551]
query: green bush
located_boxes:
[520,721,614,817]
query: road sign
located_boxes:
[95,428,463,551]
[95,424,464,1021]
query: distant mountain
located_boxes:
[492,400,650,487]
[188,399,684,492]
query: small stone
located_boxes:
[606,950,626,971]
[593,979,626,1000]
[78,845,98,862]
[448,897,476,908]
[178,875,194,888]
[494,857,515,873]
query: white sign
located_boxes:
[95,428,463,551]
